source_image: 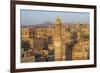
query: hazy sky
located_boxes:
[21,10,90,26]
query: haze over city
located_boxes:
[21,9,90,26]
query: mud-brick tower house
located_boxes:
[53,17,63,61]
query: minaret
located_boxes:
[53,17,63,61]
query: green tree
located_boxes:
[21,40,31,51]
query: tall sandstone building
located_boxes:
[53,17,63,61]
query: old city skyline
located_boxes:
[21,16,89,62]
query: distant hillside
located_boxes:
[21,21,53,28]
[21,21,88,28]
